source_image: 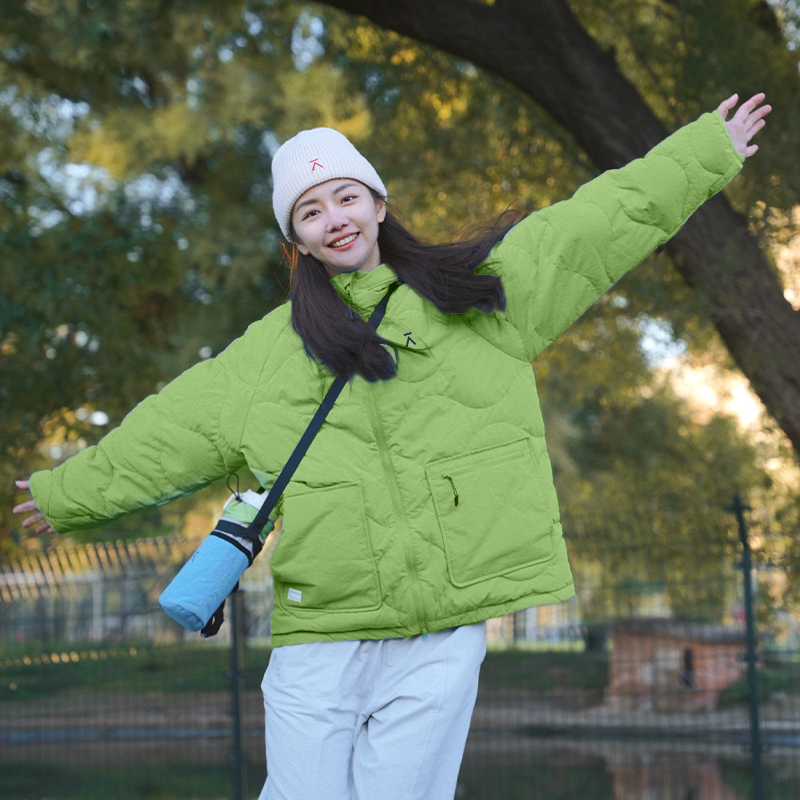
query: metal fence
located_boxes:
[1,520,799,799]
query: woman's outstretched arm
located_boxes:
[477,93,770,362]
[11,315,281,537]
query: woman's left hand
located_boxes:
[716,92,771,158]
[13,479,57,535]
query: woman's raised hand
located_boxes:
[717,92,771,158]
[13,479,57,535]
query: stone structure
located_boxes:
[607,618,763,712]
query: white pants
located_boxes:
[258,621,487,800]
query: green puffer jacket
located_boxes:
[29,110,744,646]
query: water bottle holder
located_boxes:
[209,530,263,566]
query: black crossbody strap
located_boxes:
[242,279,403,544]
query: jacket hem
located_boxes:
[268,581,576,647]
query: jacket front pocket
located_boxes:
[426,436,555,588]
[270,482,381,612]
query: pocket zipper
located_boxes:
[442,474,459,507]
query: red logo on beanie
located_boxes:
[309,158,323,171]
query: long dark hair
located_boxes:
[281,190,520,385]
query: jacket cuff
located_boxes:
[693,110,745,194]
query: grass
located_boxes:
[0,642,608,701]
[478,648,608,693]
[0,642,274,701]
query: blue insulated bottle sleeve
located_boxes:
[159,536,250,631]
[159,490,276,632]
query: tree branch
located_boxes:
[320,0,800,456]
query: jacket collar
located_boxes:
[329,262,399,317]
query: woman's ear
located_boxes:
[293,232,310,256]
[375,197,386,224]
[289,214,309,255]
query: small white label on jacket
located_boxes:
[288,588,302,603]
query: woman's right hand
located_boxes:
[13,479,57,535]
[716,92,771,158]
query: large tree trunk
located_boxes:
[321,0,800,457]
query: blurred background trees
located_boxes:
[2,0,799,627]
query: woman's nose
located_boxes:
[326,207,348,229]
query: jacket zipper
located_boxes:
[363,387,429,635]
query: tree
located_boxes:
[537,318,772,623]
[318,0,800,456]
[1,0,798,618]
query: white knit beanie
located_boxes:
[271,127,387,241]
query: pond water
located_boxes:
[2,734,797,800]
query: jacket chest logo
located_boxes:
[348,306,417,349]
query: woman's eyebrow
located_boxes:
[295,183,359,213]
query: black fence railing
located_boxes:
[1,496,799,800]
[2,607,799,799]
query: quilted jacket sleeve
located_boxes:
[477,110,745,362]
[27,317,275,535]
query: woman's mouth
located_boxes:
[328,233,359,250]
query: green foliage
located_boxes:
[717,656,800,708]
[536,289,776,623]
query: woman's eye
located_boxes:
[302,209,318,220]
[342,195,355,202]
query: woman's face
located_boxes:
[291,178,386,277]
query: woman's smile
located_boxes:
[328,232,359,250]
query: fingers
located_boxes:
[12,481,38,516]
[24,512,56,534]
[748,107,771,124]
[742,101,770,144]
[722,92,770,157]
[740,92,766,113]
[746,106,772,131]
[22,511,44,528]
[723,92,770,120]
[12,480,56,534]
[35,521,55,535]
[717,93,738,119]
[735,94,770,125]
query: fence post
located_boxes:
[727,492,765,800]
[227,589,248,800]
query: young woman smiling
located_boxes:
[291,179,387,276]
[14,94,770,800]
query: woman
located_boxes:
[14,92,769,799]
